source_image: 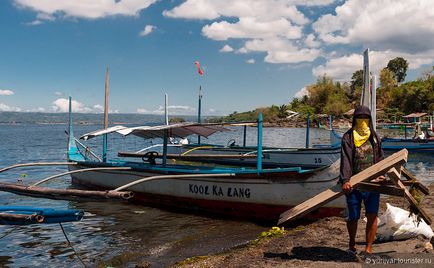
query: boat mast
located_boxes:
[68,96,75,152]
[257,113,263,173]
[164,93,169,125]
[372,75,377,130]
[197,86,202,144]
[162,94,168,166]
[361,48,370,107]
[305,112,310,148]
[103,67,109,162]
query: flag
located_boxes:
[194,61,204,76]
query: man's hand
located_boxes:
[371,175,386,183]
[342,182,352,194]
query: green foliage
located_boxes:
[277,104,289,119]
[210,58,428,124]
[350,70,363,104]
[387,57,409,83]
[210,110,257,123]
[306,75,350,115]
[378,68,397,109]
[258,226,286,239]
[389,76,434,113]
[169,117,186,123]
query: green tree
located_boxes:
[349,70,363,105]
[378,68,397,109]
[387,57,408,83]
[277,104,289,118]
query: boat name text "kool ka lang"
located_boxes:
[188,184,251,198]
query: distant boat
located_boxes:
[382,138,434,152]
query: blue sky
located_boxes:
[0,0,433,115]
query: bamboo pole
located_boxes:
[0,162,77,174]
[0,183,134,200]
[0,212,44,223]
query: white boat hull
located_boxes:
[69,160,346,221]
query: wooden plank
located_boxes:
[401,167,430,195]
[277,149,408,225]
[388,168,432,225]
[356,182,404,196]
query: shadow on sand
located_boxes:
[264,246,359,262]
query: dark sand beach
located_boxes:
[167,185,434,268]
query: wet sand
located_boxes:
[168,185,434,268]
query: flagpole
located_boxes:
[198,86,202,144]
[103,67,109,162]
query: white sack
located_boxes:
[376,203,433,242]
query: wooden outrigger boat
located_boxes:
[56,95,345,221]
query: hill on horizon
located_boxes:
[0,112,215,125]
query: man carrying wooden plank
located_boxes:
[340,105,385,255]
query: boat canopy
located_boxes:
[79,122,247,141]
[80,125,130,141]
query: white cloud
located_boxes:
[14,0,157,20]
[313,49,434,81]
[137,105,196,115]
[139,25,156,36]
[219,44,234,53]
[92,104,104,113]
[163,0,311,23]
[0,89,14,96]
[51,98,117,113]
[54,91,63,96]
[242,38,320,63]
[294,87,309,99]
[25,20,43,26]
[313,0,434,53]
[163,0,329,64]
[0,103,21,112]
[52,98,91,113]
[246,58,255,64]
[202,17,303,41]
[305,33,321,48]
[26,107,46,112]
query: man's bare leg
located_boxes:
[365,213,378,253]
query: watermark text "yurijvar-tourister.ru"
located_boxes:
[365,256,432,265]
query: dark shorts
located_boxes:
[345,189,380,221]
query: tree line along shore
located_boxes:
[208,58,434,128]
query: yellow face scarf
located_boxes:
[353,118,371,147]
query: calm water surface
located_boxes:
[0,124,432,267]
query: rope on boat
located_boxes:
[31,167,132,187]
[59,223,87,268]
[113,173,236,191]
[180,146,213,156]
[0,162,77,174]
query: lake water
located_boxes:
[0,124,432,267]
